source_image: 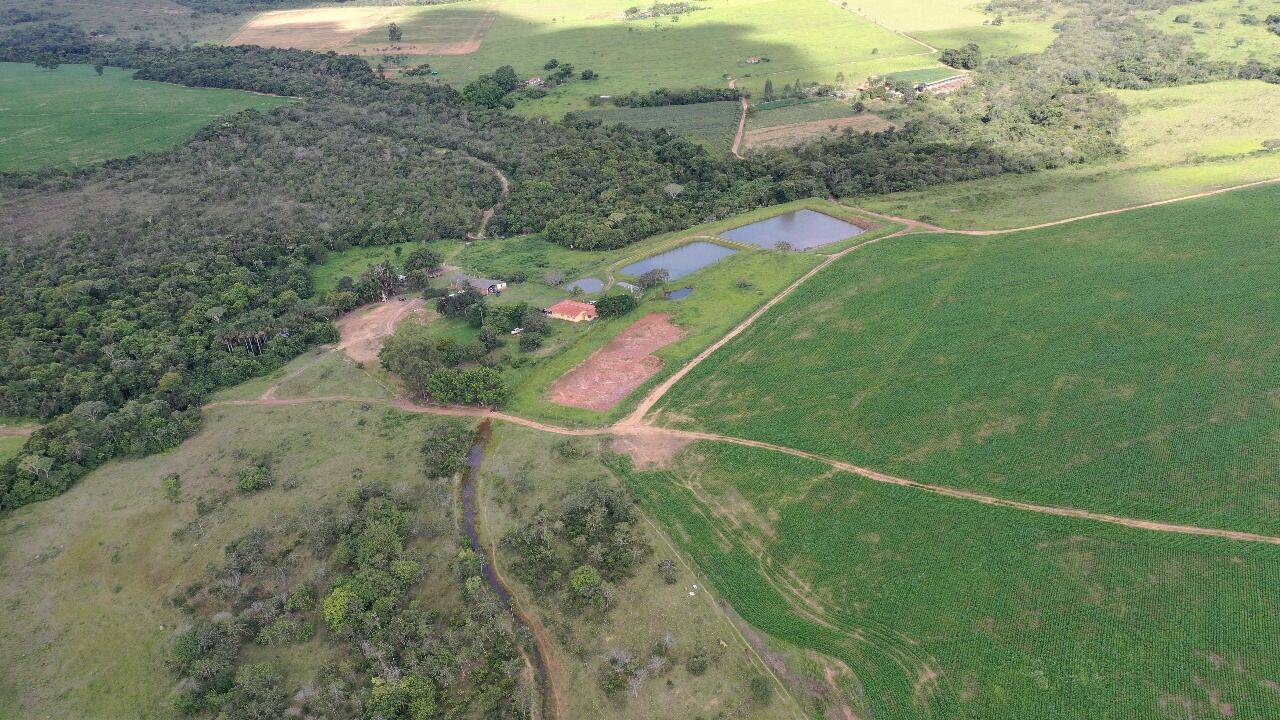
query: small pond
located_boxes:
[666,287,694,300]
[621,241,738,281]
[563,277,604,293]
[721,209,865,250]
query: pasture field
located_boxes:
[0,62,290,172]
[848,0,1060,55]
[619,441,1280,720]
[576,100,742,155]
[475,424,802,720]
[403,0,927,114]
[656,185,1280,533]
[228,6,412,50]
[861,79,1280,229]
[0,0,245,44]
[1144,0,1280,64]
[0,401,464,718]
[0,435,24,463]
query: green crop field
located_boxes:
[401,0,928,114]
[0,62,290,172]
[1144,0,1280,64]
[746,98,857,131]
[656,185,1280,533]
[619,441,1280,720]
[861,79,1280,229]
[577,100,742,154]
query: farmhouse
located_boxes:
[526,77,547,88]
[545,299,598,322]
[451,273,507,295]
[919,74,971,94]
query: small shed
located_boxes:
[546,299,598,323]
[452,273,508,295]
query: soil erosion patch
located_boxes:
[548,313,683,411]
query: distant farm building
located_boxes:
[545,299,598,322]
[745,56,762,64]
[452,273,507,295]
[615,281,640,295]
[526,77,547,87]
[919,74,971,94]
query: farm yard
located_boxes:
[860,79,1280,229]
[0,62,289,171]
[620,441,1280,720]
[655,185,1280,533]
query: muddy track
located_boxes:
[466,158,511,240]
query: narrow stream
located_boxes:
[460,419,554,719]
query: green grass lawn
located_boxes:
[576,101,742,155]
[0,435,25,463]
[0,401,464,718]
[620,441,1280,720]
[657,185,1280,533]
[1144,0,1280,64]
[396,0,925,115]
[0,62,290,172]
[860,79,1280,229]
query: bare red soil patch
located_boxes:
[336,298,426,365]
[548,313,683,411]
[346,9,497,56]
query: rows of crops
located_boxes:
[655,185,1280,533]
[617,442,1280,719]
[576,101,742,155]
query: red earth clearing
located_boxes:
[548,313,683,411]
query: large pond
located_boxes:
[621,241,738,281]
[563,277,604,294]
[721,209,865,250]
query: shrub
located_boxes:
[595,293,639,318]
[162,472,182,501]
[236,465,273,493]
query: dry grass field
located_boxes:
[228,6,413,51]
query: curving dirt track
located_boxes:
[335,298,426,365]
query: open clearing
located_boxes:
[0,62,289,171]
[344,3,498,55]
[656,185,1280,533]
[228,6,411,50]
[860,79,1280,229]
[334,297,427,365]
[548,313,684,411]
[621,441,1280,720]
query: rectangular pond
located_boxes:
[721,209,865,250]
[620,241,739,281]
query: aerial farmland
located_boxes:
[0,0,1278,718]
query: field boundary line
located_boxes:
[846,176,1280,235]
[826,0,939,54]
[659,428,1280,545]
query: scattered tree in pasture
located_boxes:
[387,22,402,43]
